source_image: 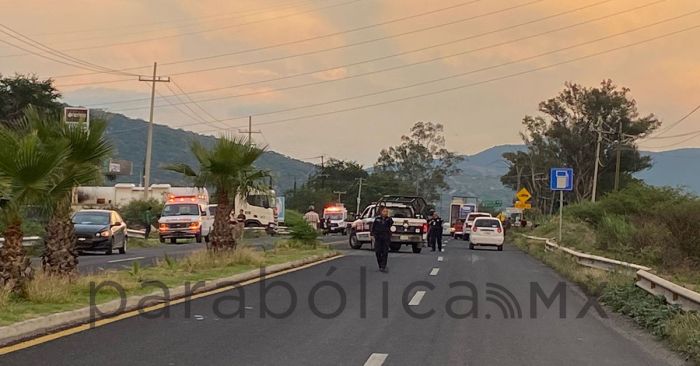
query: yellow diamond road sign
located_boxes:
[516,188,532,202]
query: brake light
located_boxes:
[497,227,502,233]
[422,223,428,233]
[472,226,478,232]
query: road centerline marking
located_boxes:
[408,291,426,306]
[437,256,444,262]
[430,268,440,276]
[364,353,388,366]
[107,256,145,263]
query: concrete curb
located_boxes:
[0,251,340,347]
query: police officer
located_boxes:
[371,206,393,273]
[429,211,444,252]
[426,209,435,249]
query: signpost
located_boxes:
[550,168,574,243]
[63,107,89,130]
[481,200,503,208]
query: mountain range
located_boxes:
[101,112,700,203]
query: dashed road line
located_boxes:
[364,353,389,366]
[429,268,440,276]
[107,256,145,263]
[437,256,444,262]
[408,290,427,306]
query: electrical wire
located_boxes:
[646,102,700,138]
[92,0,624,107]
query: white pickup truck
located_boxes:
[349,196,429,254]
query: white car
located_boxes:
[462,212,492,240]
[469,217,504,251]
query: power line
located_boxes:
[640,131,700,149]
[6,0,365,61]
[187,23,700,133]
[646,102,700,138]
[157,10,700,131]
[93,0,622,107]
[52,0,541,81]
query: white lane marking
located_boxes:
[437,256,444,262]
[408,290,426,306]
[364,353,388,366]
[429,268,440,276]
[107,256,145,263]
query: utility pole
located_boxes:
[591,116,604,203]
[139,62,170,199]
[238,116,261,145]
[333,191,346,203]
[356,177,363,215]
[614,118,623,191]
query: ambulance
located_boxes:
[158,193,212,244]
[322,204,349,235]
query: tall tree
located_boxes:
[502,80,660,203]
[25,109,113,275]
[165,136,268,250]
[375,122,462,203]
[0,116,68,293]
[0,74,61,124]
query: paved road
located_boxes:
[3,238,684,365]
[30,234,350,273]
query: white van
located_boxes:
[469,217,505,251]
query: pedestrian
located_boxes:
[426,209,435,250]
[236,209,247,226]
[303,205,320,230]
[143,206,153,239]
[371,206,393,273]
[504,217,512,235]
[429,211,444,252]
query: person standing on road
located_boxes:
[426,209,435,250]
[143,206,153,239]
[371,206,393,273]
[303,205,320,230]
[428,211,444,252]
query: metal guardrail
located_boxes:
[0,236,42,248]
[126,228,145,239]
[521,234,700,312]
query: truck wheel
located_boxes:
[389,243,402,252]
[170,238,177,244]
[469,243,475,250]
[349,231,362,249]
[497,245,503,252]
[412,244,422,254]
[159,236,165,244]
[195,234,203,244]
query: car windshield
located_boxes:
[475,219,502,228]
[72,212,110,226]
[162,203,200,217]
[324,213,344,220]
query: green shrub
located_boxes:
[666,312,700,361]
[285,210,318,244]
[118,199,163,228]
[596,214,634,252]
[655,200,700,264]
[601,283,680,338]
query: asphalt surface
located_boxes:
[3,237,685,365]
[30,234,349,273]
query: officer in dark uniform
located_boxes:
[426,209,435,250]
[371,205,393,272]
[429,211,444,252]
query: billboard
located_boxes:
[63,107,90,129]
[106,159,133,176]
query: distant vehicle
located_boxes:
[158,195,210,244]
[448,196,478,239]
[505,207,524,227]
[323,204,349,235]
[463,212,493,240]
[349,195,429,254]
[469,217,505,251]
[237,190,277,232]
[442,222,452,236]
[72,209,127,255]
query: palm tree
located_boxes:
[27,110,112,275]
[165,136,268,251]
[0,115,68,293]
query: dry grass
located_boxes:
[666,312,700,361]
[24,272,74,304]
[0,284,11,310]
[181,246,265,272]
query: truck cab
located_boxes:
[158,194,211,244]
[349,196,429,254]
[235,190,277,232]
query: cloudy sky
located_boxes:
[1,0,699,165]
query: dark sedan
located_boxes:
[72,209,127,255]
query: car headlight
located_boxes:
[97,230,111,237]
[390,226,397,232]
[415,228,420,233]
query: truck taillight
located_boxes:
[422,223,428,233]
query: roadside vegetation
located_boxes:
[514,235,700,364]
[0,244,333,326]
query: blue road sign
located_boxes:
[550,168,574,191]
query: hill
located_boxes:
[100,112,316,193]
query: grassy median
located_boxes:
[0,241,333,326]
[514,233,700,364]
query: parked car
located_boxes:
[73,209,127,255]
[469,217,505,251]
